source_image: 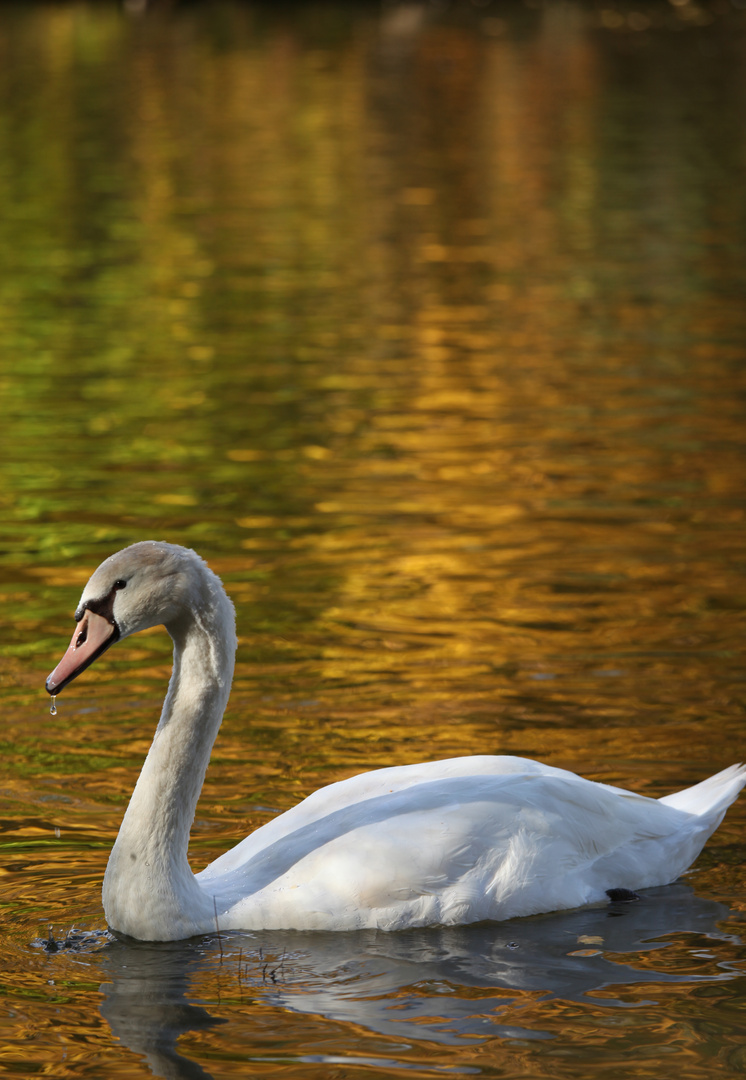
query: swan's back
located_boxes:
[198,757,746,932]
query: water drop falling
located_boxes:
[50,696,57,716]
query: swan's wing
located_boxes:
[198,765,694,930]
[200,756,610,875]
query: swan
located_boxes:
[45,541,745,942]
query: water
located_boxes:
[1,1,745,1076]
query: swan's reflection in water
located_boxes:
[97,884,743,1079]
[98,941,224,1080]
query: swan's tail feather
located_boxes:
[658,763,746,817]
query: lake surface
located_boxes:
[1,1,745,1076]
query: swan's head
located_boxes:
[45,541,225,696]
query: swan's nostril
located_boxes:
[76,627,87,648]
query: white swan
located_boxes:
[46,541,745,942]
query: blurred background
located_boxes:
[0,1,745,1076]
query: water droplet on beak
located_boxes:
[50,695,57,716]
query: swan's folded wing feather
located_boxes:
[200,771,692,928]
[200,757,648,878]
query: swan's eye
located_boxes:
[113,579,127,590]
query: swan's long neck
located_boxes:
[102,571,237,940]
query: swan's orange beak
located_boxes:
[46,609,119,695]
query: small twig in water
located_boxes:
[213,896,223,963]
[271,948,287,983]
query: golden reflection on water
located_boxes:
[0,1,745,1077]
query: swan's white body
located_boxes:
[46,542,746,941]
